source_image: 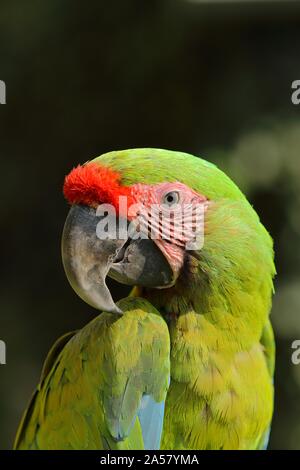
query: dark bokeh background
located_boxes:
[1,0,300,450]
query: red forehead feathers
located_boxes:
[63,163,133,210]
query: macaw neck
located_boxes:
[140,279,204,319]
[137,253,205,317]
[135,256,268,349]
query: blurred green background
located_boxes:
[1,0,300,450]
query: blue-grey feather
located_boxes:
[137,394,165,450]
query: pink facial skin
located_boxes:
[128,182,208,282]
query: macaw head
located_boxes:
[62,149,275,328]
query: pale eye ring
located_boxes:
[163,191,180,206]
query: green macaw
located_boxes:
[14,149,275,450]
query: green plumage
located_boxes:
[15,149,275,450]
[15,298,170,449]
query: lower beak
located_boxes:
[62,205,173,313]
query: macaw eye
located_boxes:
[163,191,180,206]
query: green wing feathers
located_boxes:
[14,297,170,450]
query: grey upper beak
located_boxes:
[61,205,173,313]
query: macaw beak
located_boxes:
[61,205,173,313]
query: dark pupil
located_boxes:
[167,194,174,203]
